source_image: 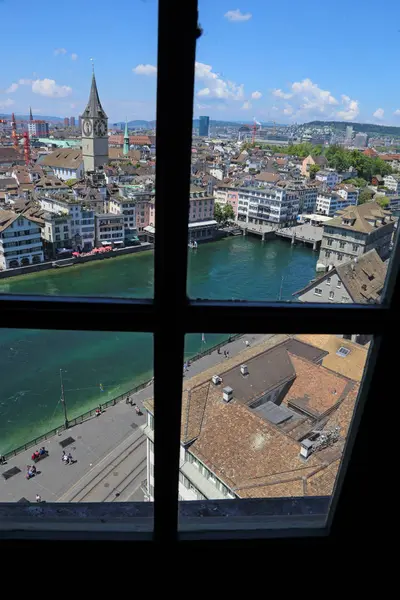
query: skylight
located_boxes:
[336,347,350,358]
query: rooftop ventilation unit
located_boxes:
[240,364,249,376]
[222,386,233,403]
[212,375,222,385]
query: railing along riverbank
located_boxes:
[2,334,242,461]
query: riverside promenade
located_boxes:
[0,333,272,503]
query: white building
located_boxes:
[383,173,400,193]
[0,210,44,270]
[336,184,359,205]
[108,195,138,244]
[316,190,357,217]
[41,149,84,181]
[38,194,95,251]
[237,186,299,227]
[42,212,72,257]
[315,169,340,188]
[95,213,124,246]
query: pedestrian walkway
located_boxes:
[0,333,272,503]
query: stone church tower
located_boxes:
[81,72,108,173]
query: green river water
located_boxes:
[0,236,317,452]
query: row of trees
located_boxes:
[324,146,392,179]
[214,202,235,225]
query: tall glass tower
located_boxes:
[199,116,210,137]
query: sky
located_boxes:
[1,0,400,125]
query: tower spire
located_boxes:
[82,70,107,119]
[123,117,129,156]
[29,106,33,121]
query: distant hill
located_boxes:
[0,113,64,122]
[113,120,156,129]
[307,120,400,137]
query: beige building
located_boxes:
[301,154,328,178]
[0,210,44,270]
[143,334,363,502]
[317,202,395,271]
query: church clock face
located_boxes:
[94,119,107,137]
[82,119,92,136]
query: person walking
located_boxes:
[36,494,41,503]
[245,340,250,347]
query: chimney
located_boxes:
[222,386,233,403]
[240,364,249,376]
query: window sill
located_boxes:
[0,497,329,541]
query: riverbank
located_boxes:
[0,242,154,280]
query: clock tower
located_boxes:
[81,72,108,173]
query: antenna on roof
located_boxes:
[90,57,95,74]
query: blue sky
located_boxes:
[1,0,400,124]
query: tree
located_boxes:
[222,203,235,223]
[214,202,224,224]
[65,178,77,187]
[358,189,374,205]
[376,196,389,208]
[309,164,320,180]
[345,178,368,188]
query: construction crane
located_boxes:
[23,131,31,165]
[251,117,261,145]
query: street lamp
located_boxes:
[60,368,69,429]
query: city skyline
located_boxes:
[1,0,400,124]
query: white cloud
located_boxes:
[133,64,157,76]
[373,108,384,120]
[18,78,32,85]
[394,109,400,116]
[71,53,78,61]
[273,88,293,100]
[31,78,72,98]
[54,48,67,55]
[6,83,18,93]
[271,78,360,121]
[195,61,244,100]
[241,101,252,110]
[224,9,252,21]
[0,98,14,109]
[337,95,359,121]
[251,91,262,100]
[70,103,78,109]
[196,103,212,110]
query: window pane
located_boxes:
[0,0,157,297]
[0,328,153,514]
[187,1,398,302]
[144,333,370,530]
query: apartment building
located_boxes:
[383,173,400,193]
[95,214,124,246]
[278,181,317,214]
[41,149,84,181]
[237,185,299,227]
[42,212,72,258]
[0,210,44,270]
[38,194,95,251]
[316,190,357,217]
[335,184,359,205]
[317,202,395,271]
[213,185,239,218]
[189,186,217,241]
[108,195,138,243]
[315,169,340,188]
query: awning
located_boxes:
[101,241,111,246]
[114,240,124,245]
[144,225,156,234]
[188,219,218,229]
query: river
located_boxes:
[0,236,317,452]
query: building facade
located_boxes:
[188,186,217,241]
[42,212,72,258]
[28,120,49,138]
[316,191,357,217]
[199,116,210,137]
[315,169,340,188]
[38,194,95,251]
[237,186,299,227]
[213,186,239,218]
[95,213,124,246]
[317,203,395,271]
[0,210,44,270]
[81,73,109,172]
[383,173,400,193]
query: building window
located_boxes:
[329,291,334,300]
[352,244,358,252]
[337,280,342,288]
[337,253,343,261]
[314,288,322,296]
[339,241,345,249]
[325,251,331,258]
[326,277,331,285]
[327,239,333,246]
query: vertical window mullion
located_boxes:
[153,0,198,542]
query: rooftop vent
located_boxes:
[212,375,222,385]
[240,364,249,376]
[222,386,233,403]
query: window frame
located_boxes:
[0,0,399,546]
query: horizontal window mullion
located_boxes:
[185,302,392,335]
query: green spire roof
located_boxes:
[124,118,129,139]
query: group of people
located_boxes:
[62,450,74,465]
[26,464,37,479]
[31,447,47,462]
[125,397,142,414]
